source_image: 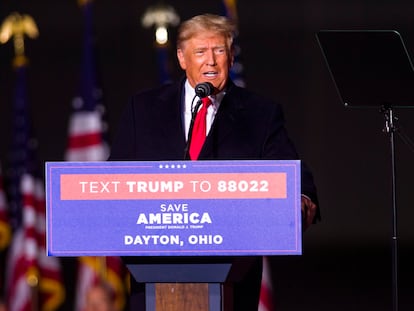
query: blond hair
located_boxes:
[177,14,236,50]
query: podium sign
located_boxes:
[46,160,302,257]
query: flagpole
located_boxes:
[1,12,42,311]
[28,275,39,311]
[141,3,180,84]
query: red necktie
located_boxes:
[189,97,212,160]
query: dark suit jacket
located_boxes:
[109,78,319,310]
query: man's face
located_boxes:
[177,31,233,93]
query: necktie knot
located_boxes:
[201,97,212,109]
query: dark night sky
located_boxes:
[1,1,414,310]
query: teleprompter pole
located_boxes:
[381,105,399,311]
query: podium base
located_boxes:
[145,283,233,311]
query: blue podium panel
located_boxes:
[45,160,301,257]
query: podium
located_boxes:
[45,160,302,311]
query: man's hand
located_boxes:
[301,195,317,231]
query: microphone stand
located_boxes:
[183,98,203,159]
[381,104,399,311]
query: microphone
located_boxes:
[195,82,214,98]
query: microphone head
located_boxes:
[195,82,214,98]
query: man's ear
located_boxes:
[177,49,186,70]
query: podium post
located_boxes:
[123,256,256,311]
[45,160,302,311]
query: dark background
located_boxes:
[1,1,414,310]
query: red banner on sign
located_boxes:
[60,172,287,200]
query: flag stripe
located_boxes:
[67,132,102,149]
[67,110,104,134]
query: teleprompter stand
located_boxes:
[317,30,414,311]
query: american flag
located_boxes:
[65,1,108,162]
[68,2,127,311]
[5,60,65,311]
[221,1,274,310]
